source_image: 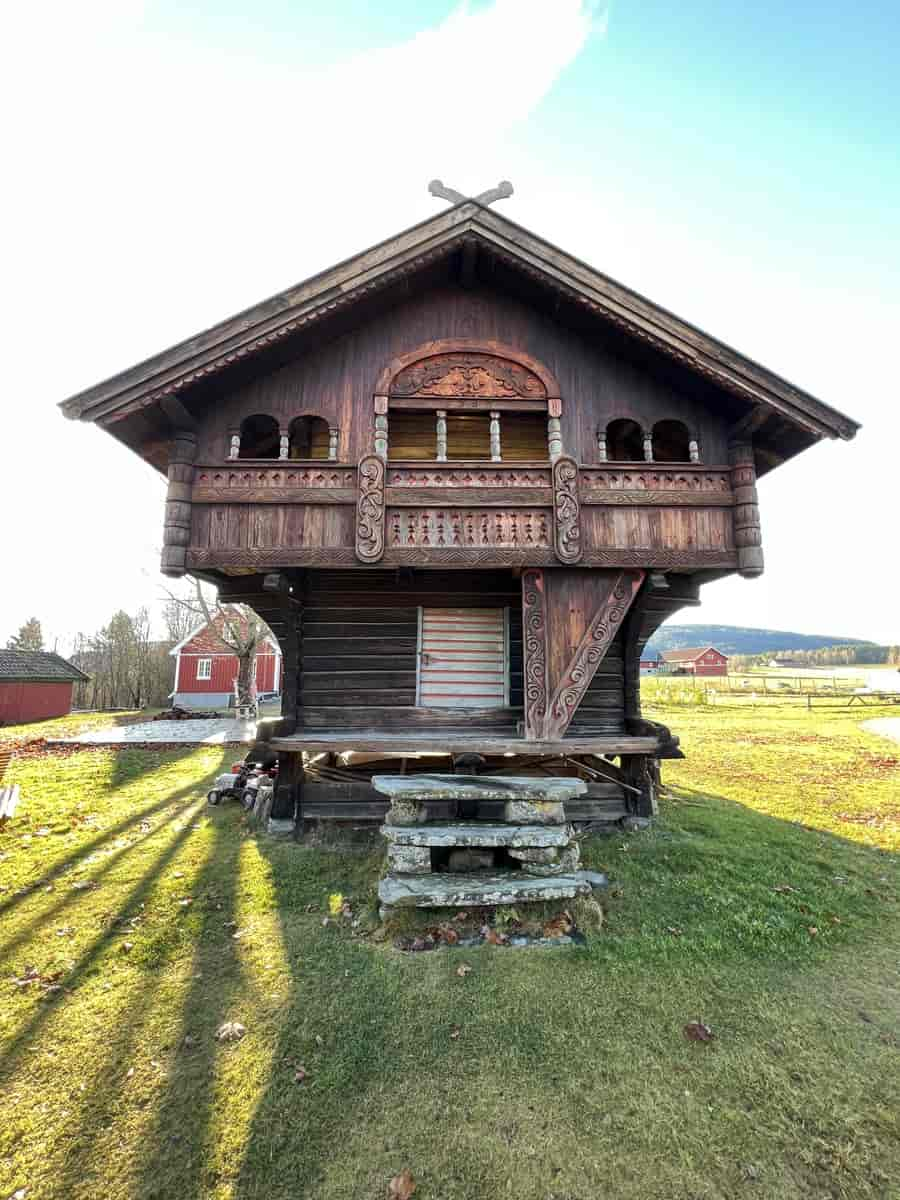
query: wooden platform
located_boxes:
[270,732,661,756]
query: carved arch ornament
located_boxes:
[375,338,561,401]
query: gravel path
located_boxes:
[862,717,900,745]
[52,718,260,746]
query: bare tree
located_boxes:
[162,577,269,709]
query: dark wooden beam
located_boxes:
[459,237,478,288]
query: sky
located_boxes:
[2,0,898,650]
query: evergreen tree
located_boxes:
[6,617,44,651]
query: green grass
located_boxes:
[1,708,898,1200]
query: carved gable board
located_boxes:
[522,567,644,740]
[390,353,546,400]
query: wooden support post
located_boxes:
[596,428,607,461]
[436,410,448,462]
[279,430,289,459]
[729,440,764,578]
[228,429,240,459]
[328,427,340,461]
[161,429,196,577]
[272,750,303,825]
[374,396,389,459]
[643,429,653,462]
[490,410,501,461]
[620,755,658,817]
[689,438,700,462]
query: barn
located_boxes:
[0,650,89,725]
[170,610,282,709]
[661,646,729,677]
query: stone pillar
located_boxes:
[490,410,501,461]
[729,440,764,578]
[374,397,389,460]
[689,438,700,463]
[228,431,240,460]
[596,429,607,461]
[328,427,339,461]
[643,430,653,462]
[161,429,196,577]
[279,431,289,460]
[436,410,448,462]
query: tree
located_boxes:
[6,617,44,651]
[163,578,268,708]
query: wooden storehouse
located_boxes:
[60,194,859,827]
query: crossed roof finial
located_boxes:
[428,179,514,207]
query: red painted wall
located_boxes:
[691,651,728,677]
[0,681,74,724]
[176,651,280,694]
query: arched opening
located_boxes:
[653,419,692,463]
[238,414,280,460]
[289,415,330,460]
[606,418,644,462]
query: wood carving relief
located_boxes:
[355,454,386,563]
[390,353,546,400]
[387,467,551,488]
[387,508,550,549]
[522,569,548,740]
[552,456,582,564]
[543,571,644,739]
[582,468,731,498]
[195,467,355,489]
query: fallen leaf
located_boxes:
[684,1021,715,1043]
[216,1021,246,1042]
[772,884,796,894]
[666,926,683,937]
[807,926,819,937]
[450,1025,461,1040]
[126,1067,135,1079]
[455,963,472,977]
[293,1064,307,1083]
[388,1168,416,1199]
[121,942,134,953]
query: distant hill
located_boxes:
[644,625,875,658]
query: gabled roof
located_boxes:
[0,650,90,684]
[169,608,279,657]
[662,646,727,662]
[59,198,859,465]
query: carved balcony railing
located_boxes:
[184,458,741,574]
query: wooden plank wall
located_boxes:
[193,284,732,466]
[298,570,524,731]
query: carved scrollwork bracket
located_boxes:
[552,456,582,564]
[355,454,386,563]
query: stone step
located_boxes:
[371,774,587,803]
[382,823,574,848]
[379,869,605,909]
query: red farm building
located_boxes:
[0,650,90,725]
[661,646,729,677]
[170,610,282,709]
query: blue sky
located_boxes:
[3,0,898,646]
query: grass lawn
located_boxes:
[1,708,898,1200]
[0,710,151,748]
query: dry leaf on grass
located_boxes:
[293,1064,307,1083]
[683,1021,715,1043]
[455,963,472,977]
[450,1025,461,1040]
[216,1021,246,1042]
[807,926,819,937]
[388,1168,416,1199]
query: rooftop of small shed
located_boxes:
[0,650,90,684]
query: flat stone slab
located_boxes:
[378,870,593,908]
[372,774,587,802]
[382,823,574,848]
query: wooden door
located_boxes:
[417,608,508,708]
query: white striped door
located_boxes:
[417,608,508,708]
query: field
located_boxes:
[0,704,898,1199]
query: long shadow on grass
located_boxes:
[0,748,227,920]
[0,799,210,1089]
[50,812,244,1200]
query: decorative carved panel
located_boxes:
[355,454,386,563]
[387,467,551,488]
[582,467,731,495]
[543,571,644,740]
[390,353,547,400]
[552,456,582,564]
[521,569,548,740]
[195,467,355,489]
[386,508,550,550]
